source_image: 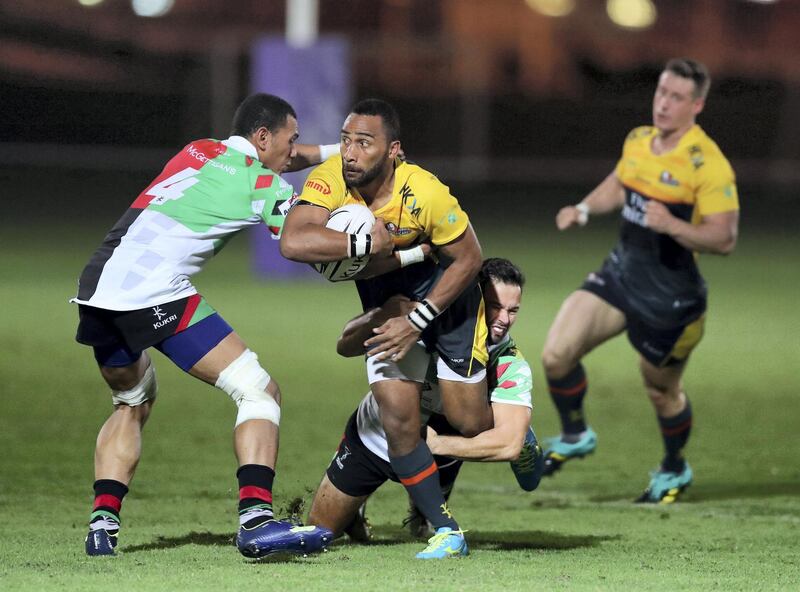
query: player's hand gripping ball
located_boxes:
[314,204,376,282]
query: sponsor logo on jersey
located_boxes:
[385,222,413,236]
[186,144,236,175]
[621,190,648,227]
[400,182,422,218]
[689,145,705,170]
[277,194,298,216]
[659,170,680,186]
[304,179,331,195]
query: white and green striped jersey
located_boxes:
[74,136,293,311]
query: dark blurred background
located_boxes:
[2,0,798,234]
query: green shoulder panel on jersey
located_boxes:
[147,143,293,234]
[491,355,533,408]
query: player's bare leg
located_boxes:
[307,475,369,539]
[541,290,626,380]
[636,356,694,503]
[372,379,422,456]
[88,352,156,555]
[95,352,155,485]
[540,290,626,475]
[438,378,492,437]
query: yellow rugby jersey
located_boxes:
[298,156,469,248]
[615,125,739,226]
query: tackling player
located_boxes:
[306,258,544,557]
[73,93,332,558]
[540,58,740,503]
[281,99,494,558]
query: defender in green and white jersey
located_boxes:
[307,258,544,547]
[75,93,332,559]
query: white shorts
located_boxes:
[366,342,486,385]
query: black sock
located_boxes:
[547,364,588,435]
[658,400,692,473]
[90,479,128,530]
[391,441,458,531]
[436,457,462,502]
[236,464,275,527]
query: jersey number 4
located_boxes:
[146,168,201,205]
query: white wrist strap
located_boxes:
[319,143,340,161]
[398,245,425,268]
[576,202,590,226]
[406,299,440,332]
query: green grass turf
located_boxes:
[1,219,798,591]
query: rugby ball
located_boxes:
[314,203,375,282]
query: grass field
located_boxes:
[1,216,798,591]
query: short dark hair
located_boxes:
[350,98,401,142]
[231,93,297,137]
[664,58,711,100]
[480,258,525,290]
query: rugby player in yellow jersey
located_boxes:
[540,58,740,503]
[281,99,492,558]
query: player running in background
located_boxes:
[308,258,543,550]
[280,99,493,558]
[540,58,740,503]
[73,93,332,558]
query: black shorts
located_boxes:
[75,295,232,371]
[356,262,488,378]
[581,263,705,367]
[325,411,461,498]
[326,411,399,498]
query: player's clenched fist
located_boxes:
[370,217,395,258]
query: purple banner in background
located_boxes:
[250,35,351,278]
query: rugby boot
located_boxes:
[236,519,333,558]
[402,502,434,539]
[85,526,118,556]
[343,501,372,543]
[415,527,469,559]
[635,463,693,504]
[85,515,119,556]
[510,425,545,491]
[542,427,598,476]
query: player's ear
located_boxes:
[388,140,402,161]
[692,97,705,117]
[252,126,271,151]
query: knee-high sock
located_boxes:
[547,364,588,434]
[391,441,458,531]
[658,400,692,473]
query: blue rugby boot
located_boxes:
[415,527,469,559]
[542,427,598,477]
[85,525,118,556]
[510,425,545,491]
[635,463,693,504]
[236,519,333,558]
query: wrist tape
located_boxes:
[348,233,372,258]
[406,299,440,332]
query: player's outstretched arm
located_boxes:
[285,143,339,172]
[556,171,625,230]
[337,296,415,357]
[427,404,532,461]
